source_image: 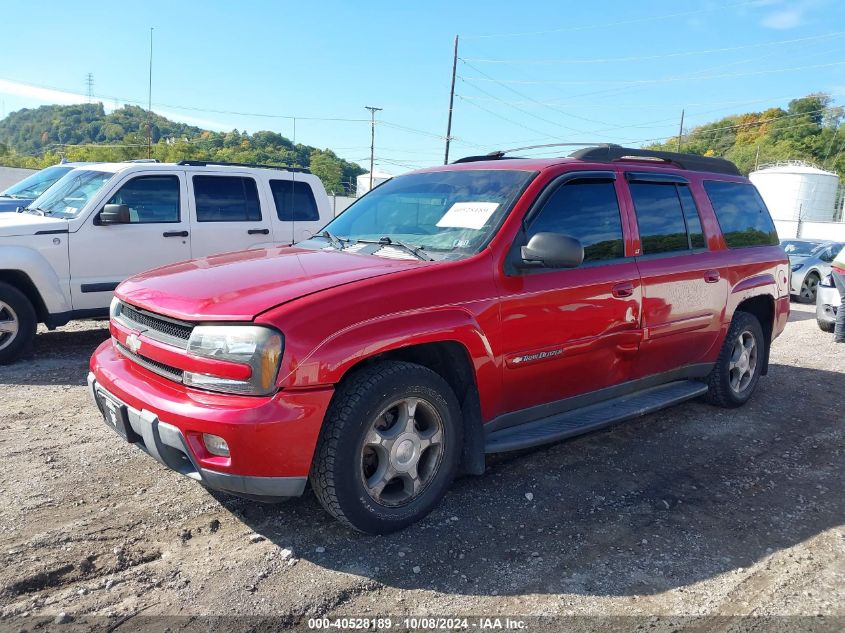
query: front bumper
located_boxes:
[816,284,840,326]
[89,340,334,502]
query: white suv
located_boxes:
[0,160,333,363]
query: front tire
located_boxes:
[798,272,820,304]
[705,311,765,408]
[818,318,835,333]
[310,360,463,534]
[0,282,37,365]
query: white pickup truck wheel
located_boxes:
[0,282,37,364]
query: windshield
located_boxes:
[27,169,114,218]
[782,240,823,256]
[302,169,535,260]
[2,165,73,199]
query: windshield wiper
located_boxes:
[23,207,51,216]
[356,236,434,261]
[317,229,347,251]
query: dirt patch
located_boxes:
[0,307,843,624]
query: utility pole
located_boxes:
[444,34,459,165]
[365,106,382,191]
[677,109,685,152]
[85,73,94,103]
[147,27,154,159]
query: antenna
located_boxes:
[147,27,154,159]
[444,34,459,164]
[85,73,94,103]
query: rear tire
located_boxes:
[310,360,463,534]
[705,311,765,408]
[0,282,37,365]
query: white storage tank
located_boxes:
[749,161,839,222]
[356,171,392,197]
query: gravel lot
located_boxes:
[1,303,843,629]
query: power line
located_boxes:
[462,31,845,64]
[462,0,757,39]
[457,95,572,141]
[460,59,845,87]
[459,58,615,128]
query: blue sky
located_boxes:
[1,0,845,174]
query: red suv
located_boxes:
[88,145,789,534]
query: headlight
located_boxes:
[791,263,804,271]
[183,325,283,396]
[109,296,122,319]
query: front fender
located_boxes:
[281,307,501,420]
[0,243,71,315]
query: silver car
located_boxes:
[782,239,845,304]
[816,273,840,332]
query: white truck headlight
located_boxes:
[184,325,283,396]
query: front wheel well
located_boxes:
[734,294,774,376]
[0,270,48,323]
[335,341,486,476]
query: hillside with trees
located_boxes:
[0,103,365,194]
[647,94,845,177]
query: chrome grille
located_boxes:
[117,302,194,348]
[115,342,184,383]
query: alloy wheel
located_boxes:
[800,275,819,302]
[0,300,19,352]
[728,330,758,394]
[360,396,445,507]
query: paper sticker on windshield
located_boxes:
[436,202,499,230]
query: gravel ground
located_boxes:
[1,303,843,630]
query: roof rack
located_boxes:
[452,151,509,164]
[176,160,310,173]
[569,145,740,176]
[452,142,610,164]
[453,143,740,176]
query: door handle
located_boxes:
[612,282,634,298]
[248,228,270,235]
[704,270,721,283]
[163,230,189,237]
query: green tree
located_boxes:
[309,150,344,193]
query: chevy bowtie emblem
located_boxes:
[126,332,142,354]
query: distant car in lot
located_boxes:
[816,273,840,332]
[781,238,844,304]
[0,163,86,212]
[0,160,332,363]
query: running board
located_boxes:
[484,380,709,453]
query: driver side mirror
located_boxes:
[99,204,130,225]
[519,232,584,269]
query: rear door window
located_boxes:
[193,176,261,222]
[270,179,319,221]
[629,181,706,254]
[703,181,778,247]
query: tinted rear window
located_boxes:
[703,181,778,247]
[270,179,319,221]
[193,176,261,222]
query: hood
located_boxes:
[0,197,33,212]
[117,246,426,321]
[0,212,68,236]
